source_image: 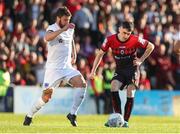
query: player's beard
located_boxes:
[59,20,65,28]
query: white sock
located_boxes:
[27,97,46,118]
[70,88,86,115]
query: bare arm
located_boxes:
[133,42,155,66]
[89,49,106,78]
[44,23,75,41]
[71,39,77,64]
[140,42,154,62]
[44,29,65,41]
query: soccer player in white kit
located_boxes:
[23,7,87,127]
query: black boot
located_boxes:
[23,115,32,126]
[67,113,77,127]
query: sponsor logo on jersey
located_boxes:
[114,55,130,59]
[114,73,118,77]
[114,56,120,59]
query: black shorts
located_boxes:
[112,66,140,90]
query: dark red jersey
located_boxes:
[101,34,148,69]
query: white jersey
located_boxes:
[45,23,74,69]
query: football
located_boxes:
[105,113,125,127]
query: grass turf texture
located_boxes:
[0,113,180,133]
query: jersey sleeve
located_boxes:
[101,38,110,52]
[46,25,54,32]
[136,37,148,48]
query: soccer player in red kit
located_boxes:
[89,21,154,127]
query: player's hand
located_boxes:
[68,23,75,29]
[133,57,143,66]
[89,72,96,79]
[62,23,75,31]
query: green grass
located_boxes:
[0,113,180,133]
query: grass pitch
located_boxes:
[0,113,180,133]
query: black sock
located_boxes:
[111,91,122,114]
[124,97,134,122]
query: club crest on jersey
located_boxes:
[58,38,63,43]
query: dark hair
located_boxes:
[56,6,72,18]
[121,21,134,31]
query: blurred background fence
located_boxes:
[0,86,180,116]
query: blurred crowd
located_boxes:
[0,0,179,98]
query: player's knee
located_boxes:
[127,89,136,98]
[111,84,119,91]
[111,87,118,92]
[128,84,137,90]
[82,82,87,88]
[127,84,136,97]
[111,80,121,91]
[42,89,53,103]
[76,81,87,88]
[42,95,50,103]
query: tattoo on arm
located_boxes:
[140,42,154,62]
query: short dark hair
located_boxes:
[121,21,134,31]
[56,6,72,18]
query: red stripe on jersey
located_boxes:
[101,34,148,55]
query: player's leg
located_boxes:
[23,88,53,126]
[69,74,87,115]
[66,74,87,126]
[104,90,113,114]
[28,88,53,117]
[123,68,140,127]
[104,78,124,127]
[123,84,136,127]
[110,73,125,114]
[111,80,123,114]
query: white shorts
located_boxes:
[43,67,81,89]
